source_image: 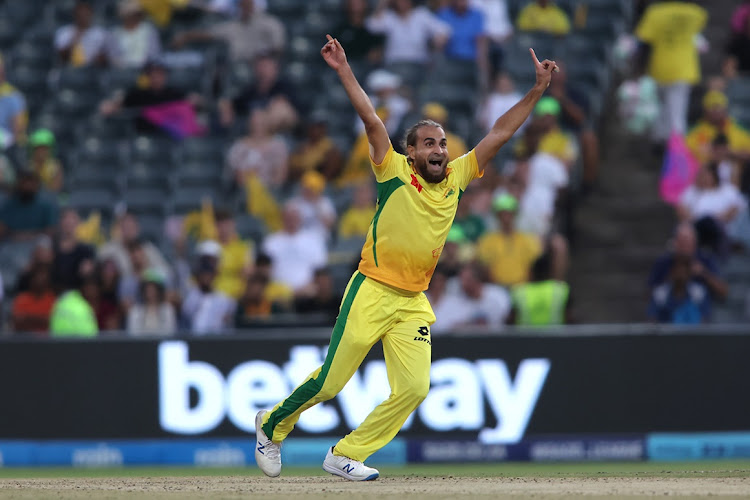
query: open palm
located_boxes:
[321,34,347,71]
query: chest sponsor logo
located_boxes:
[410,174,423,193]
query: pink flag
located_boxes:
[659,133,699,205]
[142,100,206,139]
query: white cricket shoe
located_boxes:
[322,447,379,481]
[254,410,281,477]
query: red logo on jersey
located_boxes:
[410,174,423,193]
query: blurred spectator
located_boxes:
[498,159,555,238]
[294,268,340,322]
[365,70,411,136]
[510,253,570,326]
[54,0,108,67]
[437,0,488,80]
[439,225,473,278]
[333,0,384,64]
[731,0,750,35]
[431,261,511,333]
[547,62,599,188]
[126,270,176,336]
[213,209,254,299]
[138,0,191,28]
[116,238,157,307]
[425,265,448,320]
[0,154,14,193]
[262,202,327,293]
[478,72,524,134]
[181,257,236,335]
[235,272,273,324]
[685,90,750,167]
[11,265,56,335]
[289,171,337,238]
[0,56,28,148]
[366,0,450,66]
[52,208,96,293]
[49,275,99,337]
[95,259,123,331]
[453,188,486,242]
[107,0,161,69]
[649,222,727,301]
[253,252,294,311]
[0,170,58,242]
[710,134,745,188]
[172,0,285,64]
[648,255,710,324]
[421,103,468,161]
[677,163,746,253]
[471,0,512,73]
[99,61,201,136]
[289,116,343,182]
[516,0,570,36]
[339,115,385,187]
[635,0,707,142]
[27,129,63,193]
[100,213,170,282]
[338,182,376,239]
[529,97,578,168]
[219,55,299,133]
[14,237,55,293]
[227,108,288,188]
[477,194,542,287]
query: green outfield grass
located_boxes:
[1,461,750,479]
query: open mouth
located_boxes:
[428,159,443,167]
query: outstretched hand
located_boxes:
[529,48,558,89]
[321,34,347,71]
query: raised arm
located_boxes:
[321,35,390,164]
[474,49,557,171]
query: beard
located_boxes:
[414,156,448,184]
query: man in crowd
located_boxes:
[0,170,58,241]
[54,0,108,67]
[686,90,750,166]
[52,208,96,293]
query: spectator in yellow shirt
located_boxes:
[421,102,468,161]
[526,97,578,168]
[636,0,708,142]
[338,107,390,188]
[516,0,571,36]
[686,90,750,167]
[338,182,376,239]
[477,193,542,287]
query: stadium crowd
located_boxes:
[625,1,750,324]
[4,0,742,336]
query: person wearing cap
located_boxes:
[27,129,63,193]
[289,115,343,182]
[363,70,411,136]
[685,90,750,166]
[338,182,376,240]
[54,0,108,67]
[126,269,177,337]
[107,0,161,69]
[289,171,337,240]
[636,0,707,142]
[439,225,474,277]
[525,96,578,168]
[477,193,542,287]
[421,103,468,161]
[252,34,557,481]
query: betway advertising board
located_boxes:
[1,333,750,443]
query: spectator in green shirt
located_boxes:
[50,275,99,337]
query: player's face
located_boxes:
[410,126,449,183]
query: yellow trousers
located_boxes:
[261,271,435,462]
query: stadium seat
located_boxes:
[11,40,53,69]
[10,65,48,98]
[130,136,176,166]
[168,66,207,93]
[56,66,101,92]
[101,68,140,94]
[68,163,123,194]
[174,159,223,189]
[181,136,227,162]
[125,163,173,191]
[0,18,19,50]
[123,187,169,217]
[77,137,121,165]
[267,0,307,18]
[54,89,99,119]
[66,187,118,218]
[727,77,750,107]
[168,187,220,215]
[136,214,166,244]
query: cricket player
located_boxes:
[255,35,558,481]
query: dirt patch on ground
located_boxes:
[1,476,749,499]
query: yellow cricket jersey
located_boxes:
[358,145,483,292]
[516,4,571,36]
[635,2,707,85]
[686,119,750,165]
